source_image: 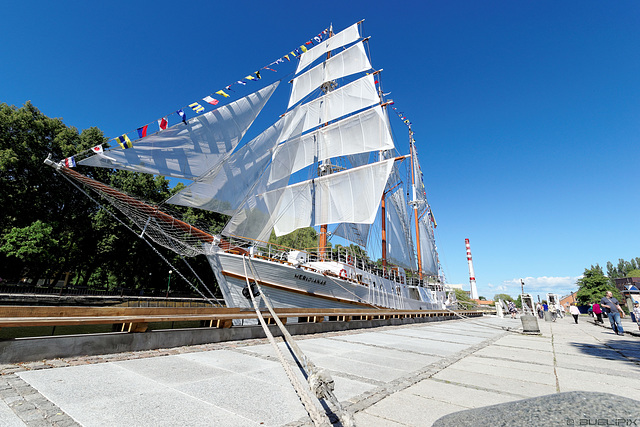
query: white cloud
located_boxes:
[480,276,582,300]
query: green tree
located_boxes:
[478,296,486,301]
[269,227,319,250]
[493,293,513,302]
[515,294,522,309]
[0,102,221,298]
[575,264,621,305]
[454,288,473,308]
[625,269,640,278]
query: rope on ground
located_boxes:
[245,256,355,427]
[241,256,332,427]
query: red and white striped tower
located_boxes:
[465,238,479,299]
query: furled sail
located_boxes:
[295,23,361,74]
[288,42,372,108]
[224,159,395,241]
[79,82,279,179]
[268,105,394,184]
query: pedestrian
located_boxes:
[536,303,543,319]
[592,302,603,324]
[508,301,517,319]
[633,301,640,331]
[569,303,580,324]
[559,304,565,319]
[588,303,593,317]
[549,304,557,322]
[600,291,625,335]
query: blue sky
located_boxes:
[2,1,639,301]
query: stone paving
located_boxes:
[0,314,638,426]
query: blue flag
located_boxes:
[177,109,187,125]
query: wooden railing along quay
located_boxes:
[0,306,484,363]
[0,306,482,335]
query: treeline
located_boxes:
[0,102,225,296]
[575,255,640,307]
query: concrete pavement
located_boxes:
[0,314,638,426]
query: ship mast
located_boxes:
[318,25,334,260]
[409,130,423,280]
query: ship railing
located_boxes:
[220,236,431,289]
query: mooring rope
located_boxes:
[241,256,332,427]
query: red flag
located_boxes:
[137,125,148,138]
[158,117,168,130]
[203,96,219,105]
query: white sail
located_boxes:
[268,105,394,184]
[386,189,416,270]
[166,114,296,215]
[168,75,381,215]
[295,23,361,74]
[224,159,395,240]
[79,82,279,179]
[332,223,370,247]
[285,74,380,134]
[418,217,438,275]
[288,42,372,108]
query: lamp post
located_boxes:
[166,270,172,298]
[520,278,525,313]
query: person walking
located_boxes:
[633,301,640,331]
[600,291,625,335]
[559,304,565,319]
[592,302,603,324]
[536,303,543,319]
[569,303,580,324]
[508,301,517,319]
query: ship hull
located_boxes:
[206,250,446,311]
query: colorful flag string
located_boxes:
[99,27,329,152]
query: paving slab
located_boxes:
[432,367,558,398]
[461,354,553,375]
[473,344,555,366]
[17,364,257,427]
[331,331,471,356]
[404,378,517,408]
[446,358,557,386]
[356,390,468,426]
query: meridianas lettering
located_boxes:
[294,273,326,286]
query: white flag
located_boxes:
[91,145,103,154]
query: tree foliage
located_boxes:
[493,293,513,303]
[576,264,622,305]
[0,102,223,296]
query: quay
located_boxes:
[1,314,639,426]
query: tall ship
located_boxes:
[47,21,454,312]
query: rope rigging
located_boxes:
[56,168,223,307]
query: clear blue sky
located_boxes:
[2,1,639,301]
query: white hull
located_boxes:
[206,248,448,311]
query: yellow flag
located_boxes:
[245,75,255,81]
[215,90,230,98]
[116,134,132,149]
[300,45,307,53]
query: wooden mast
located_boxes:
[318,25,334,261]
[409,131,423,280]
